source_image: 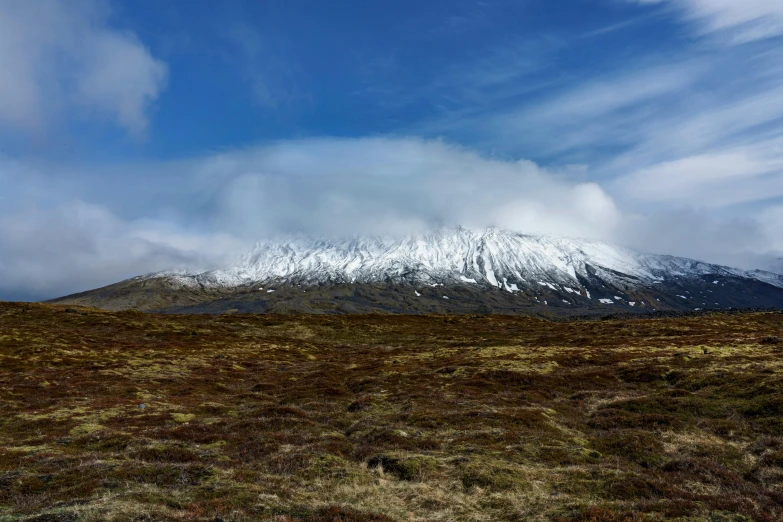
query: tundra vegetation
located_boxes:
[0,302,782,521]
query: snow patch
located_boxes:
[460,276,477,283]
[599,298,614,304]
[485,267,499,287]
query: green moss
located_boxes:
[458,460,532,492]
[69,423,104,436]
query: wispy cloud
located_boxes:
[225,22,309,109]
[476,58,706,161]
[630,0,783,43]
[406,20,783,214]
[614,143,783,207]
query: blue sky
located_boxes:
[2,0,783,300]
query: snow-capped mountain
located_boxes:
[164,227,782,290]
[52,228,783,314]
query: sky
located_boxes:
[2,0,783,300]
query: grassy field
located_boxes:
[1,303,782,521]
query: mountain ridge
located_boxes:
[50,227,783,315]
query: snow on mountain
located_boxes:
[154,228,783,292]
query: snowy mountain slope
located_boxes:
[51,228,783,314]
[160,228,783,291]
[747,269,783,289]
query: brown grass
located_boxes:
[0,303,782,521]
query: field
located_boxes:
[1,303,782,521]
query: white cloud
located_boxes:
[0,0,167,136]
[617,208,782,271]
[0,200,243,300]
[614,144,783,207]
[193,138,623,241]
[631,0,783,43]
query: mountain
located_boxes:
[50,228,783,315]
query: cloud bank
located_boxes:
[2,137,781,301]
[0,201,241,301]
[197,138,622,240]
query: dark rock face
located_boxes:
[49,273,783,317]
